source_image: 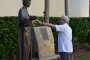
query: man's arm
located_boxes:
[36,20,56,29]
[42,22,56,29]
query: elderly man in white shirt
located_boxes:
[36,16,73,60]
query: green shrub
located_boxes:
[0,16,89,60]
[0,17,18,60]
[70,17,89,43]
[70,17,89,49]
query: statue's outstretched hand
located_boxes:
[36,20,43,25]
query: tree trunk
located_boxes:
[89,0,90,45]
[65,0,69,16]
[44,0,49,23]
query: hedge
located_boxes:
[0,16,89,60]
[0,17,18,60]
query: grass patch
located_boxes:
[79,55,90,60]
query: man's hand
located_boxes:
[36,20,56,29]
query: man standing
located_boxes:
[36,16,73,60]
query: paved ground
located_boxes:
[32,55,60,60]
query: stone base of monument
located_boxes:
[32,55,60,60]
[30,27,56,59]
[31,26,60,60]
[15,54,60,60]
[16,26,59,60]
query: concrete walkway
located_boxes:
[32,55,60,60]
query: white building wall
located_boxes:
[49,0,65,17]
[0,0,64,17]
[0,0,22,16]
[68,0,89,17]
[0,0,44,16]
[0,0,89,17]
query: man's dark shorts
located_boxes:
[59,52,73,60]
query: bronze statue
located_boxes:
[18,0,32,60]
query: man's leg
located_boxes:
[59,52,73,60]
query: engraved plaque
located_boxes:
[40,28,49,40]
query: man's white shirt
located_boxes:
[55,23,73,52]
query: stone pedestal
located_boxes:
[32,55,60,60]
[16,26,59,60]
[31,27,55,59]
